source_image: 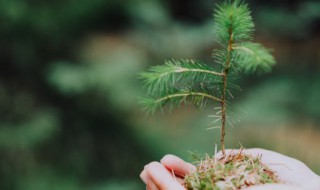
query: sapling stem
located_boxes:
[220,30,234,157]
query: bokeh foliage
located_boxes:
[0,0,319,189]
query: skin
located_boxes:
[140,148,320,190]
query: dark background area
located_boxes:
[0,0,319,189]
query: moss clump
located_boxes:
[184,151,279,190]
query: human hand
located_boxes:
[140,148,320,190]
[140,154,195,190]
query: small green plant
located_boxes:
[140,0,278,189]
[140,0,275,156]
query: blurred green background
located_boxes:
[0,0,319,189]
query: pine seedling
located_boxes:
[140,0,279,188]
[140,0,275,157]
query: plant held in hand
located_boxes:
[140,0,278,189]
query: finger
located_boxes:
[141,165,185,187]
[160,154,196,177]
[140,170,148,184]
[145,162,185,190]
[147,180,159,190]
[141,163,153,185]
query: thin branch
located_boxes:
[159,67,224,78]
[206,126,221,130]
[154,92,222,104]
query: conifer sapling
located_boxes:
[140,0,279,189]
